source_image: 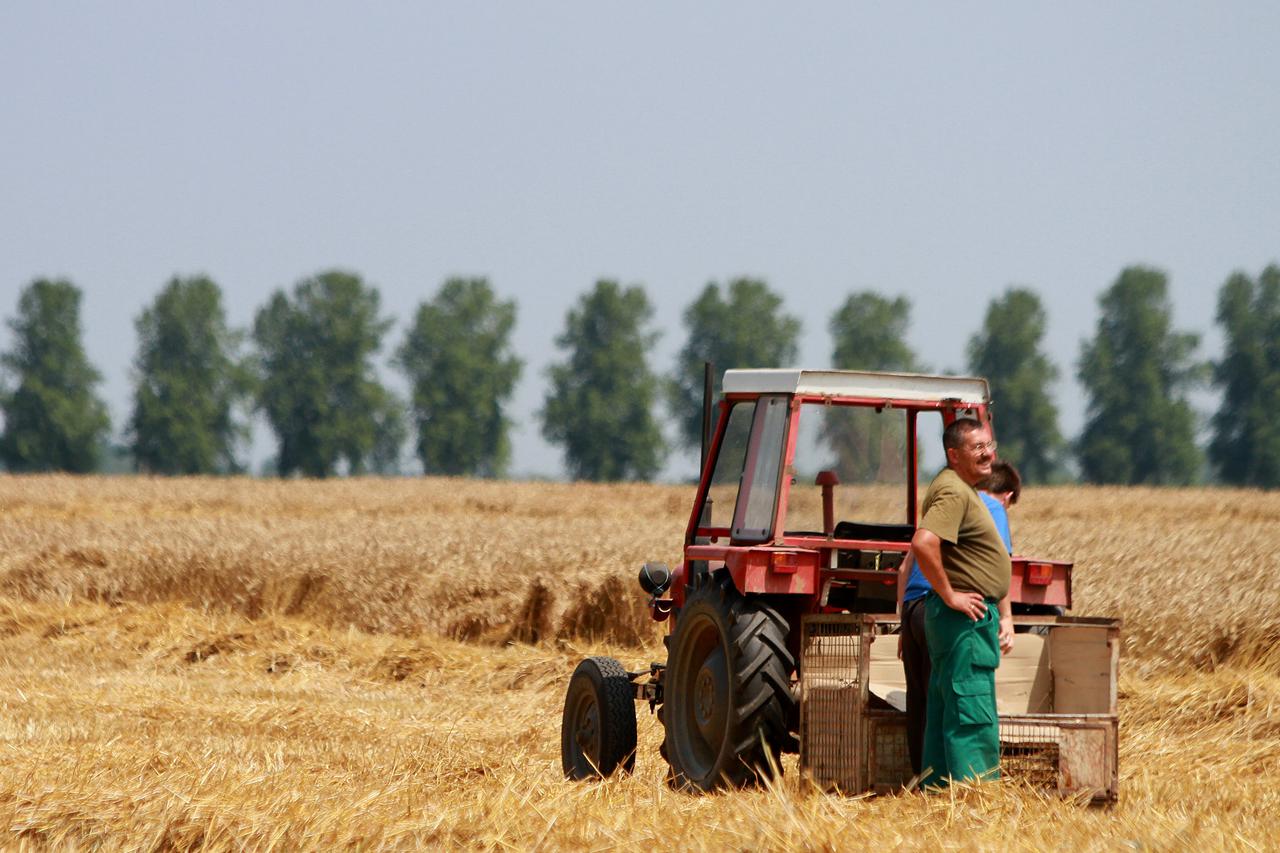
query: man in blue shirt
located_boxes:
[897,459,1020,777]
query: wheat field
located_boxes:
[0,475,1278,850]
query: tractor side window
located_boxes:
[732,396,789,542]
[915,409,947,494]
[785,403,910,531]
[701,402,753,532]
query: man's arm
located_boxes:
[997,594,1014,654]
[910,527,987,621]
[982,493,1015,652]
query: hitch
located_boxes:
[628,662,665,711]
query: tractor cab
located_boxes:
[666,368,1070,618]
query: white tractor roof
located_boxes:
[722,369,990,405]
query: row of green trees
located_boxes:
[1,264,1278,486]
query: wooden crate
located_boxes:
[800,614,1120,802]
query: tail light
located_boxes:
[1026,562,1054,586]
[771,551,801,573]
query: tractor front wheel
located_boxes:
[662,571,795,791]
[561,656,637,779]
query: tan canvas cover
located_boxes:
[867,632,1052,715]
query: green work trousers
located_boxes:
[920,592,1001,789]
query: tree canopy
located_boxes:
[668,278,800,450]
[128,276,249,474]
[396,278,523,477]
[1077,267,1204,485]
[0,279,111,472]
[541,280,665,481]
[1209,265,1280,488]
[824,292,920,481]
[830,292,921,373]
[252,270,404,477]
[11,258,1280,485]
[966,287,1064,483]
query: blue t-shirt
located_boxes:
[903,491,1012,602]
[981,492,1013,554]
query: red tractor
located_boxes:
[560,368,1072,790]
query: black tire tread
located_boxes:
[587,655,638,776]
[561,656,637,779]
[663,570,796,790]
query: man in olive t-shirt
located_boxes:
[910,418,1013,788]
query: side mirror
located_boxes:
[639,562,672,596]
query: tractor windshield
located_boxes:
[785,403,911,532]
[700,395,789,544]
[698,398,939,544]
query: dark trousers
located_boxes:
[900,595,930,777]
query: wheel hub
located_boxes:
[695,668,716,724]
[691,646,728,748]
[574,700,599,763]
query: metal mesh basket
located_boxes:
[999,719,1061,788]
[799,615,872,791]
[866,711,913,791]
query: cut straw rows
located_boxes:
[0,599,1278,849]
[1,476,1279,848]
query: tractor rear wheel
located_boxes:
[561,656,637,779]
[662,570,795,790]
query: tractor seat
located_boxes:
[832,521,914,543]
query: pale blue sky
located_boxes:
[3,3,1277,478]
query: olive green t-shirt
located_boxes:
[919,467,1011,601]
